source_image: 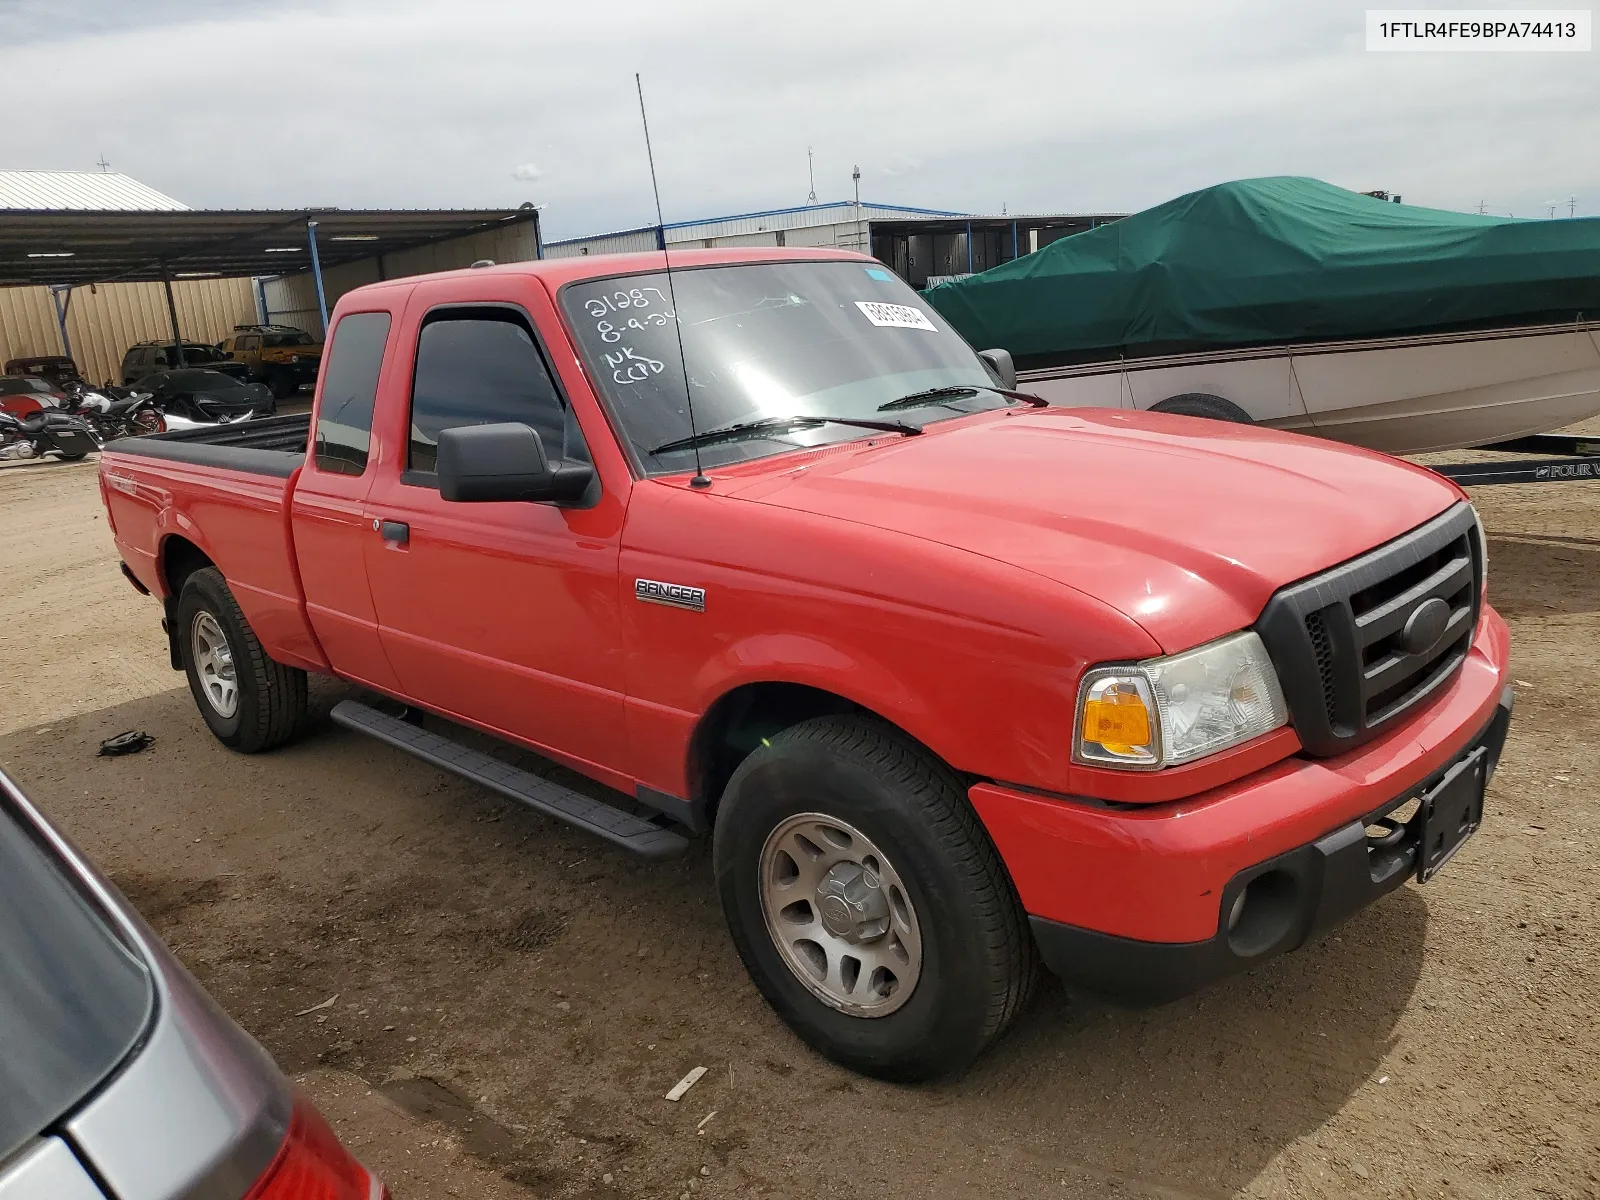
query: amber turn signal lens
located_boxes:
[1073,672,1161,767]
[1083,693,1152,750]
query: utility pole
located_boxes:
[95,153,110,172]
[806,148,818,205]
[852,165,863,253]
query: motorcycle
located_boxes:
[0,407,100,462]
[60,381,166,441]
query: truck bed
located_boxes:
[104,413,310,477]
[99,410,328,673]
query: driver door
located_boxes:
[361,283,630,778]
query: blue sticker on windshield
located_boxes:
[865,267,893,281]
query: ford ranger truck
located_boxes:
[97,248,1513,1082]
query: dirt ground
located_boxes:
[2,441,1597,1200]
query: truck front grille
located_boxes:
[1255,503,1482,757]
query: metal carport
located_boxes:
[0,205,541,368]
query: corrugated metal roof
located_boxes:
[0,207,541,286]
[0,170,188,211]
[543,200,965,249]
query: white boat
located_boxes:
[1018,319,1600,455]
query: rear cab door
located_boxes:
[290,297,408,693]
[359,271,637,786]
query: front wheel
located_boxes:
[176,567,308,752]
[713,715,1037,1081]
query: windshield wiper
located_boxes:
[650,414,921,456]
[877,384,1048,412]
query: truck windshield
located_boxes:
[263,332,314,347]
[0,783,153,1164]
[561,261,1003,473]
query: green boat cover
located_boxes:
[924,177,1600,368]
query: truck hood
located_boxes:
[723,407,1462,653]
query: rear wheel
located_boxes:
[713,715,1037,1081]
[1150,392,1254,424]
[176,567,308,752]
[131,407,165,435]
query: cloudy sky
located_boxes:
[4,0,1596,239]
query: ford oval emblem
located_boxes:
[1400,597,1451,657]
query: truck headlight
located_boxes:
[1074,631,1289,769]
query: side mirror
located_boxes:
[978,348,1017,391]
[436,422,594,505]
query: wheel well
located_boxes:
[158,536,215,669]
[160,535,214,600]
[690,683,865,823]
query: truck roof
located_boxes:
[337,245,871,304]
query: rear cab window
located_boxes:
[0,793,153,1166]
[313,312,392,476]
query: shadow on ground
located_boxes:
[1487,532,1600,617]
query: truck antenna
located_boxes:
[635,73,710,489]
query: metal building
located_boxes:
[0,171,257,385]
[542,199,1126,290]
[3,170,544,381]
[542,201,964,258]
[870,212,1126,289]
[261,215,540,337]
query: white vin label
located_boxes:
[854,301,937,331]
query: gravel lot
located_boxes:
[2,444,1597,1199]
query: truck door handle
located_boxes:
[377,520,409,545]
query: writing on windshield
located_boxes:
[561,260,997,474]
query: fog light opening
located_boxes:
[1225,869,1300,958]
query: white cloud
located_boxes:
[512,163,544,182]
[3,0,1595,239]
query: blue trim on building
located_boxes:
[542,200,967,248]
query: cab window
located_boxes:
[405,310,585,481]
[313,312,391,476]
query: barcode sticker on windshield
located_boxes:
[854,301,936,331]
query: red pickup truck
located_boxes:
[99,247,1512,1081]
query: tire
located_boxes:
[1149,392,1254,424]
[713,715,1037,1081]
[175,567,308,752]
[267,369,294,400]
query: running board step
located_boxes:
[330,700,689,859]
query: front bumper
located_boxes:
[969,606,1512,1005]
[1027,688,1511,1005]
